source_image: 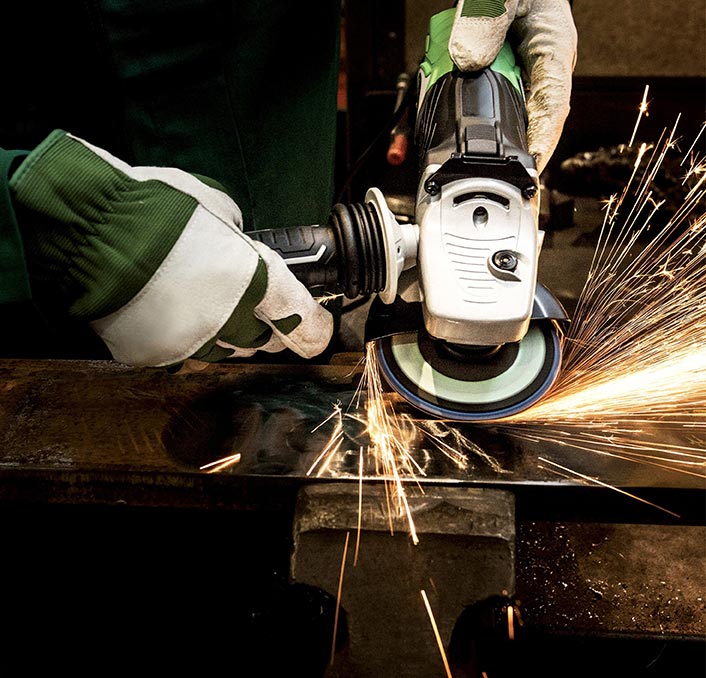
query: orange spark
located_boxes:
[538,457,681,518]
[507,602,515,640]
[421,589,454,678]
[315,291,345,305]
[199,453,241,473]
[628,84,650,148]
[331,532,350,667]
[354,446,363,566]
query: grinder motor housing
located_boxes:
[249,13,568,421]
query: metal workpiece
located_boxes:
[291,483,515,678]
[0,358,703,503]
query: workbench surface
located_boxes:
[0,357,704,661]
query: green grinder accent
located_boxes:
[419,7,523,95]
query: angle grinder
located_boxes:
[250,9,568,422]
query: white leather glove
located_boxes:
[449,0,578,174]
[9,130,333,367]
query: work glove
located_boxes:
[449,0,578,174]
[8,130,333,367]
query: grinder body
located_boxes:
[250,10,568,421]
[415,50,540,346]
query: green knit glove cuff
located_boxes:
[10,130,195,319]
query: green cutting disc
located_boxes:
[374,321,562,421]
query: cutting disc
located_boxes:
[374,321,561,421]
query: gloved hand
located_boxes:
[449,0,578,174]
[9,130,333,367]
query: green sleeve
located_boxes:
[0,148,32,304]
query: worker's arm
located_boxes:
[1,130,333,367]
[449,0,578,174]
